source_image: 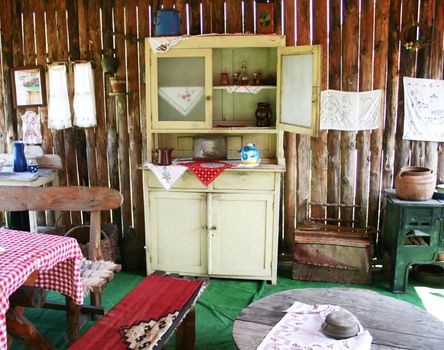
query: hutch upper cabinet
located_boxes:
[143,35,321,284]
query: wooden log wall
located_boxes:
[0,0,443,252]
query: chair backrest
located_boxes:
[0,186,123,260]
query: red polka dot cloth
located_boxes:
[179,160,234,186]
[0,228,84,350]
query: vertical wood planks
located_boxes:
[283,0,296,254]
[327,0,341,222]
[114,0,133,236]
[369,0,390,231]
[311,0,328,221]
[355,0,374,227]
[296,0,310,226]
[394,0,418,176]
[212,0,225,34]
[127,0,145,239]
[226,0,242,33]
[431,0,444,183]
[340,0,359,225]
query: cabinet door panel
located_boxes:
[149,192,207,274]
[210,193,273,277]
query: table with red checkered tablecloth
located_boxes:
[0,227,84,350]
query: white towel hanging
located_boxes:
[47,64,72,130]
[73,62,97,128]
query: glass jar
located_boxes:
[13,141,27,172]
[255,103,272,127]
[239,61,250,85]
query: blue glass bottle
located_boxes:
[13,141,27,172]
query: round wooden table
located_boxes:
[233,288,444,350]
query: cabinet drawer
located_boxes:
[146,170,206,190]
[213,172,275,191]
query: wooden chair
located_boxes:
[0,186,123,341]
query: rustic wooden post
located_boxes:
[327,0,342,222]
[113,0,132,235]
[355,0,374,228]
[283,0,296,254]
[432,0,444,183]
[382,0,401,190]
[296,1,311,227]
[368,0,390,232]
[394,1,419,176]
[340,0,359,226]
[212,0,225,34]
[226,0,242,33]
[127,0,145,240]
[244,0,255,33]
[311,0,328,222]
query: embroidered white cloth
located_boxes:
[403,77,444,142]
[320,89,383,131]
[145,163,187,190]
[48,64,72,130]
[224,85,267,94]
[22,111,42,144]
[73,62,97,128]
[159,87,204,117]
[148,36,183,53]
[257,301,372,350]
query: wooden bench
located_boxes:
[0,186,123,342]
[70,271,209,350]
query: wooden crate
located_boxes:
[293,225,372,284]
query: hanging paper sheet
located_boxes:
[22,111,42,144]
[159,87,204,117]
[320,89,383,131]
[179,160,233,187]
[403,77,444,142]
[73,62,97,128]
[144,163,187,190]
[47,64,72,130]
[257,301,372,350]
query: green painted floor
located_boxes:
[11,268,442,350]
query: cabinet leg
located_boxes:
[391,261,410,293]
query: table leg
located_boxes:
[28,210,38,233]
[66,296,81,342]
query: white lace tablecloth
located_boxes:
[257,301,372,350]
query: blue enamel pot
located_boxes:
[155,9,182,37]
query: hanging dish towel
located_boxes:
[320,89,383,131]
[47,64,72,130]
[257,301,372,350]
[403,77,444,142]
[22,111,42,144]
[159,87,204,117]
[148,36,183,53]
[145,163,187,190]
[179,160,233,187]
[73,62,97,128]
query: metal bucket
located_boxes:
[155,9,181,37]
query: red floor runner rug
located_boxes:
[70,274,205,350]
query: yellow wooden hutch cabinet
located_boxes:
[143,35,321,284]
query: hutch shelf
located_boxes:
[143,35,321,284]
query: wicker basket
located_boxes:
[48,223,118,261]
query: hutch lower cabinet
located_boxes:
[144,170,282,283]
[142,35,321,283]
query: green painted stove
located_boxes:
[383,189,444,292]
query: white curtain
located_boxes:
[47,64,72,130]
[73,62,97,128]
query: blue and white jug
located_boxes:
[240,143,260,166]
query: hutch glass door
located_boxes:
[151,49,212,129]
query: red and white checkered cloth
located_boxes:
[0,228,84,350]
